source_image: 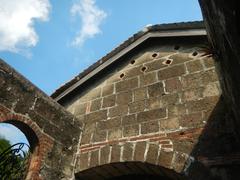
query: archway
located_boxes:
[75,162,185,180]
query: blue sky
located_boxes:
[0,0,202,145]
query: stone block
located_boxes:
[187,96,219,113]
[134,87,147,101]
[85,110,107,123]
[145,97,161,110]
[141,120,159,134]
[169,53,191,65]
[115,77,139,92]
[75,103,87,115]
[180,112,203,127]
[186,59,203,73]
[172,152,188,172]
[116,91,132,105]
[158,64,186,80]
[123,124,139,137]
[102,84,114,96]
[81,132,92,145]
[203,83,220,97]
[111,144,121,163]
[122,114,137,126]
[98,117,121,130]
[100,145,110,165]
[140,72,157,86]
[168,104,186,118]
[122,142,134,161]
[160,118,179,130]
[90,150,99,168]
[182,72,202,89]
[161,93,179,107]
[203,57,215,68]
[165,77,182,93]
[108,105,128,117]
[158,150,173,168]
[92,130,107,143]
[137,108,166,123]
[80,88,101,102]
[125,65,143,78]
[79,153,89,171]
[147,82,164,98]
[134,141,146,161]
[146,144,159,164]
[202,69,219,85]
[129,100,145,113]
[182,88,203,102]
[108,128,122,141]
[102,95,116,108]
[90,98,102,112]
[145,59,167,72]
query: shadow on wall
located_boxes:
[184,96,240,180]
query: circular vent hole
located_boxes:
[165,59,172,65]
[152,53,158,58]
[174,45,180,50]
[192,51,198,56]
[120,73,125,78]
[141,66,147,72]
[130,60,135,65]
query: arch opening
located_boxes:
[75,162,185,180]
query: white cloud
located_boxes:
[70,0,107,46]
[0,0,51,53]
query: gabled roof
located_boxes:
[51,21,206,102]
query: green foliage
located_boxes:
[0,136,29,180]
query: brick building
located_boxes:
[0,20,240,179]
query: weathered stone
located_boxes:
[85,110,107,123]
[115,77,139,92]
[79,153,89,171]
[75,102,87,115]
[100,145,110,165]
[122,142,134,161]
[169,53,191,65]
[202,69,219,85]
[137,108,166,123]
[90,98,102,112]
[146,97,161,110]
[180,112,203,127]
[145,59,167,72]
[182,72,202,89]
[92,130,107,142]
[111,144,121,163]
[116,91,132,105]
[108,128,122,140]
[98,117,121,130]
[129,100,145,113]
[203,83,220,97]
[158,150,173,168]
[134,87,147,101]
[146,143,159,164]
[161,93,179,107]
[89,150,99,168]
[123,124,139,137]
[203,57,215,68]
[122,114,137,126]
[148,82,164,97]
[165,77,182,93]
[160,118,179,130]
[158,64,186,80]
[182,88,203,102]
[140,72,157,87]
[108,105,128,117]
[134,141,146,161]
[141,120,159,134]
[102,94,116,108]
[186,59,203,73]
[102,84,114,96]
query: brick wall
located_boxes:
[65,37,236,178]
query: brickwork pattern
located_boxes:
[67,44,221,175]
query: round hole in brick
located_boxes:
[130,60,135,65]
[141,66,147,72]
[120,73,125,78]
[165,59,172,65]
[192,51,198,56]
[152,53,158,58]
[174,45,180,50]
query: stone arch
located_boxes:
[76,132,191,176]
[0,105,53,180]
[75,161,185,179]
